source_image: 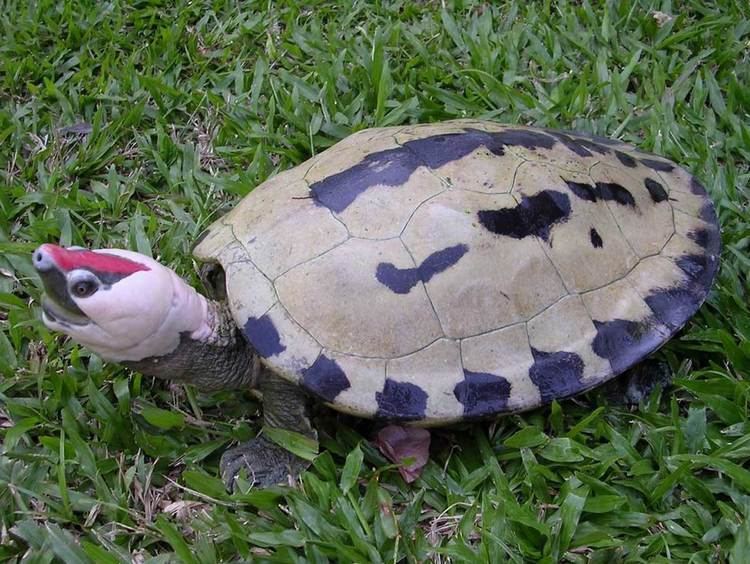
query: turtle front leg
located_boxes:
[221,370,316,489]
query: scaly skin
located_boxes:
[122,300,260,391]
[221,369,316,489]
[124,300,317,489]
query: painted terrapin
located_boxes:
[34,120,720,487]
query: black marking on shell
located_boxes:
[576,138,611,155]
[309,147,424,213]
[597,182,637,207]
[376,244,469,294]
[402,129,504,168]
[645,286,708,331]
[546,131,609,157]
[310,128,562,213]
[676,254,719,289]
[492,129,557,150]
[689,228,721,255]
[549,132,594,157]
[614,150,637,167]
[453,369,511,418]
[644,178,668,203]
[302,355,351,402]
[564,179,597,202]
[529,348,585,403]
[699,202,718,225]
[592,318,669,374]
[639,158,675,172]
[559,129,623,147]
[690,176,708,196]
[478,190,571,242]
[688,229,710,249]
[563,179,636,207]
[590,227,603,248]
[376,379,428,420]
[243,315,286,358]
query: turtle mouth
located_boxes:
[41,295,91,327]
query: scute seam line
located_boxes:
[396,237,447,338]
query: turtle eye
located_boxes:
[68,276,99,299]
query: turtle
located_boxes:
[33,119,721,488]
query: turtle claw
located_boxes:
[220,435,310,490]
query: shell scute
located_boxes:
[401,189,568,337]
[274,238,443,358]
[589,163,675,258]
[511,163,639,292]
[461,324,539,413]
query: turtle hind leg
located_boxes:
[220,435,310,489]
[221,370,316,490]
[601,359,673,406]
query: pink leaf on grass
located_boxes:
[375,425,431,483]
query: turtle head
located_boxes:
[33,244,210,362]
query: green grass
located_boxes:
[1,0,749,561]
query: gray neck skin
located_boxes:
[123,301,260,391]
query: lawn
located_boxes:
[1,0,749,561]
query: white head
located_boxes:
[33,244,211,362]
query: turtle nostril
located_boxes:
[33,248,52,271]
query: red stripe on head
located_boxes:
[42,244,151,276]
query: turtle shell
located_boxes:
[193,120,720,424]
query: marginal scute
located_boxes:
[674,208,720,252]
[639,157,675,172]
[305,134,406,188]
[625,256,709,331]
[627,255,689,302]
[325,125,405,152]
[614,150,637,168]
[274,238,442,357]
[529,348,585,403]
[193,222,240,264]
[591,318,670,375]
[225,260,277,328]
[582,278,655,326]
[454,370,511,418]
[461,324,540,411]
[385,339,464,423]
[314,352,386,417]
[402,189,567,337]
[527,295,611,383]
[243,313,286,358]
[376,379,428,421]
[583,279,670,374]
[669,189,709,218]
[301,354,351,402]
[662,233,719,274]
[501,129,604,173]
[250,303,322,381]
